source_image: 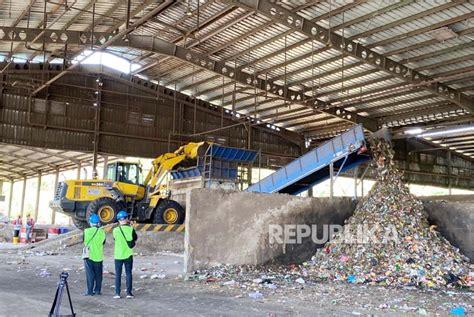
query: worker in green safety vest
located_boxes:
[82,214,106,296]
[113,210,137,299]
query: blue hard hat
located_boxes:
[89,214,100,225]
[117,210,128,220]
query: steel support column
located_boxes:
[77,162,82,179]
[329,162,334,199]
[102,155,109,179]
[7,180,14,218]
[34,173,42,221]
[246,123,253,186]
[20,177,27,216]
[448,150,452,195]
[92,76,102,179]
[52,169,59,225]
[354,166,358,199]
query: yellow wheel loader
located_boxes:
[50,142,211,229]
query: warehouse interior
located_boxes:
[0,0,473,316]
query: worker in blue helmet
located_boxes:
[112,210,137,299]
[82,213,106,296]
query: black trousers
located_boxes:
[115,256,133,296]
[84,258,103,295]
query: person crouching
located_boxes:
[83,214,106,296]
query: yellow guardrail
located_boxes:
[103,223,185,233]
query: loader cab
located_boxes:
[106,162,143,185]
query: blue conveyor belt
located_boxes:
[246,124,369,195]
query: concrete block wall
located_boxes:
[184,189,356,273]
[184,189,474,272]
[422,195,474,262]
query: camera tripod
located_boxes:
[49,272,76,317]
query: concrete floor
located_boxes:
[0,247,472,316]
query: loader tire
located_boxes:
[153,200,185,225]
[86,197,122,225]
[72,218,88,230]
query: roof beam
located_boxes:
[367,11,474,49]
[272,111,324,123]
[432,135,474,143]
[340,86,425,110]
[31,0,177,95]
[352,1,462,41]
[282,116,335,129]
[229,0,474,114]
[302,122,354,137]
[0,150,60,169]
[225,0,455,88]
[336,0,414,30]
[0,159,42,174]
[387,27,474,57]
[238,0,412,75]
[359,94,439,113]
[0,26,377,130]
[260,107,311,120]
[377,102,460,120]
[329,82,410,106]
[120,35,377,130]
[315,76,396,99]
[400,42,474,65]
[0,167,26,179]
[180,75,221,92]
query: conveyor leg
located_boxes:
[354,167,358,199]
[329,162,334,199]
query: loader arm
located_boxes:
[143,141,210,192]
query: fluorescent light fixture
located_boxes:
[428,27,457,41]
[419,125,474,138]
[405,128,423,135]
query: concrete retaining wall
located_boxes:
[184,190,474,272]
[184,189,356,272]
[421,195,474,262]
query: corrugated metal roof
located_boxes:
[0,143,123,181]
[0,0,472,152]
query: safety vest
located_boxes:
[113,225,134,260]
[84,227,106,262]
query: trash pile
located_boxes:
[310,138,472,288]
